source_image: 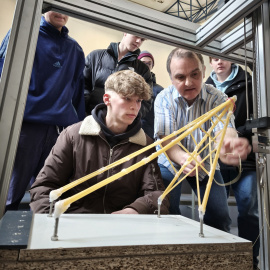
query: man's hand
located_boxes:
[180,153,204,177]
[111,208,139,214]
[219,137,251,166]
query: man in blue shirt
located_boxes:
[154,48,251,233]
[0,11,85,211]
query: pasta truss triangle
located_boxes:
[49,96,236,223]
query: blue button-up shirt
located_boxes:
[154,83,235,180]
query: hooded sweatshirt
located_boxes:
[0,16,85,127]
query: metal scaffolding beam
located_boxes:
[0,0,42,216]
[41,0,256,64]
[196,0,266,47]
[252,3,270,266]
[164,0,218,23]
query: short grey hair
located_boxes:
[166,48,203,76]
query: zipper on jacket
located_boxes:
[151,163,159,190]
[103,148,113,214]
[98,133,131,213]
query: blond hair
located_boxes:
[105,70,151,100]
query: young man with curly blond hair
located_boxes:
[30,70,169,215]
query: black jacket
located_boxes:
[141,72,163,139]
[205,66,255,170]
[84,42,153,116]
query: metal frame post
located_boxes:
[0,0,42,217]
[252,1,270,268]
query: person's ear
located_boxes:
[203,65,206,78]
[103,93,110,106]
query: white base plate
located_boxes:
[28,214,249,249]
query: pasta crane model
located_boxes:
[48,96,237,241]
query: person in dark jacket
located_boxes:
[138,51,163,139]
[83,33,153,132]
[205,57,259,269]
[30,70,169,215]
[0,12,85,211]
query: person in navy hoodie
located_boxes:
[0,11,85,211]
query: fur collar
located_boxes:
[79,116,147,146]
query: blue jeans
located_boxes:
[221,169,259,266]
[159,164,231,233]
[5,122,59,211]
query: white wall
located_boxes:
[0,0,16,40]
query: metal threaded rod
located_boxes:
[48,201,54,217]
[199,218,204,238]
[51,217,59,241]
